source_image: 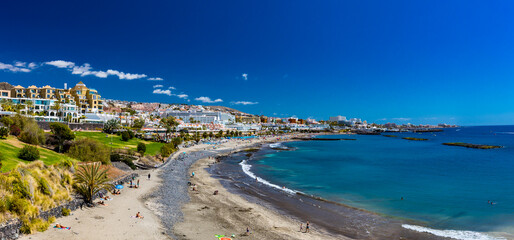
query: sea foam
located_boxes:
[402,224,506,240]
[239,159,298,195]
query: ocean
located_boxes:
[244,126,514,238]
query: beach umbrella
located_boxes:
[115,185,124,189]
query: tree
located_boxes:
[49,122,75,153]
[10,125,21,136]
[137,142,146,156]
[0,116,14,128]
[121,131,130,141]
[51,102,62,121]
[19,120,45,145]
[0,127,8,139]
[25,100,34,115]
[18,145,40,161]
[74,163,112,204]
[132,118,145,129]
[160,143,176,158]
[0,99,14,112]
[171,137,183,147]
[160,116,179,141]
[103,119,120,134]
[67,138,110,164]
[202,132,208,139]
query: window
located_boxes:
[1,92,7,96]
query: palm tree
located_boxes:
[0,99,13,112]
[74,163,112,204]
[25,100,34,116]
[51,101,62,121]
[160,116,179,142]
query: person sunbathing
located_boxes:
[136,212,144,219]
[103,196,111,200]
[97,200,108,206]
[55,224,68,229]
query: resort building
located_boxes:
[70,81,103,113]
[0,81,103,122]
[163,110,235,125]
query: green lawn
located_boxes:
[74,131,164,155]
[0,137,75,173]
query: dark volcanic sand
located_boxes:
[209,145,451,240]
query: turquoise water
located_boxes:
[250,126,514,233]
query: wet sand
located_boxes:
[205,145,453,240]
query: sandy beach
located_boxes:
[18,136,301,240]
[18,135,453,240]
[19,168,169,240]
[173,153,346,240]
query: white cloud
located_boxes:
[6,58,156,81]
[177,94,188,99]
[14,61,26,67]
[195,96,223,103]
[392,117,411,121]
[168,86,176,90]
[106,69,147,80]
[153,84,164,88]
[152,89,172,96]
[44,60,147,80]
[231,101,258,105]
[71,63,92,75]
[45,60,75,68]
[242,73,248,80]
[27,62,38,69]
[0,62,32,73]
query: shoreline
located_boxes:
[205,142,457,240]
[205,140,514,240]
[173,143,344,240]
[19,134,511,240]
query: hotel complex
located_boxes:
[0,81,103,122]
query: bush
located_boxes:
[121,131,130,141]
[160,143,176,158]
[67,138,110,164]
[38,177,52,196]
[128,130,135,139]
[19,120,45,145]
[137,142,146,155]
[62,207,71,216]
[18,145,40,161]
[110,153,137,170]
[0,127,8,138]
[10,124,21,136]
[103,119,120,134]
[9,197,31,216]
[20,217,51,234]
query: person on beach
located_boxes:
[300,223,303,232]
[191,171,195,177]
[148,173,151,180]
[55,224,69,229]
[136,212,144,219]
[137,179,140,188]
[305,221,310,233]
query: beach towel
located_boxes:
[54,226,71,230]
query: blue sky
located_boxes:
[1,0,513,126]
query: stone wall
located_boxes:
[0,173,138,240]
[36,122,104,131]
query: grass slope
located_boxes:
[0,137,74,172]
[74,131,164,155]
